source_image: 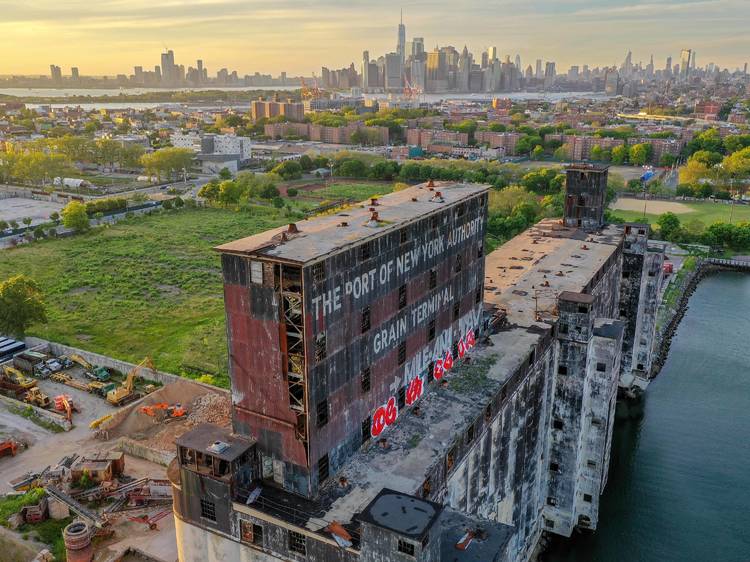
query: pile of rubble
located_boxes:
[184,393,231,427]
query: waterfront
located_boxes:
[545,271,750,562]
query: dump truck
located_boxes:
[87,381,116,397]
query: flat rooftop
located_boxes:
[484,219,622,327]
[176,423,255,462]
[215,181,488,264]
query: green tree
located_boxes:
[657,212,682,241]
[0,275,47,337]
[515,135,543,155]
[173,196,185,208]
[722,146,750,178]
[299,154,313,171]
[61,200,90,232]
[488,123,506,132]
[120,144,146,168]
[660,154,677,167]
[553,144,570,162]
[530,145,544,161]
[628,143,653,166]
[218,180,244,207]
[689,150,722,168]
[271,160,303,180]
[22,217,32,227]
[140,147,194,181]
[590,145,604,161]
[611,145,629,165]
[49,211,60,224]
[218,167,233,180]
[0,220,7,231]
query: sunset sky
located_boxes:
[2,0,748,77]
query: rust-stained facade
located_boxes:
[170,172,664,562]
[217,183,488,499]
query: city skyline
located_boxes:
[2,0,749,77]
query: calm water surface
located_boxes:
[545,271,750,562]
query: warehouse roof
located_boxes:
[214,181,488,264]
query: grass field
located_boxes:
[312,182,395,201]
[0,207,289,386]
[609,199,750,227]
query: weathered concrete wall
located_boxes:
[115,437,175,466]
[630,248,665,380]
[24,337,219,391]
[0,393,72,431]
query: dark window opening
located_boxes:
[545,518,555,529]
[453,302,460,321]
[312,263,325,284]
[452,341,459,358]
[549,462,560,472]
[637,363,644,370]
[547,497,557,506]
[240,521,264,546]
[315,333,327,362]
[359,242,371,261]
[398,341,407,365]
[361,367,371,392]
[583,493,593,503]
[429,269,437,290]
[288,530,307,555]
[484,404,492,422]
[398,540,415,557]
[596,362,606,372]
[553,419,564,430]
[316,399,328,427]
[422,478,431,498]
[587,460,597,469]
[362,417,371,444]
[427,361,435,383]
[466,423,475,444]
[455,254,462,273]
[422,533,430,548]
[318,454,329,483]
[428,319,436,341]
[456,203,466,218]
[638,228,646,235]
[557,365,568,375]
[400,229,408,245]
[475,287,482,304]
[591,418,602,427]
[477,242,484,258]
[398,385,406,409]
[648,270,656,277]
[200,499,216,522]
[559,323,569,334]
[622,271,630,278]
[446,446,456,472]
[431,215,439,229]
[578,305,588,314]
[361,306,371,333]
[398,284,408,309]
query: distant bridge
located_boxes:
[704,258,750,270]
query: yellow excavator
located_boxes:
[2,365,37,391]
[106,357,154,406]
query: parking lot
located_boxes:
[0,197,64,227]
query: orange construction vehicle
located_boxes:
[54,395,74,422]
[139,402,187,422]
[0,439,18,458]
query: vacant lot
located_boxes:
[0,197,64,226]
[312,181,395,201]
[0,207,288,384]
[609,198,750,227]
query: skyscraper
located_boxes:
[384,52,403,92]
[397,10,406,64]
[161,49,175,85]
[362,50,370,90]
[665,56,672,77]
[680,49,692,81]
[71,67,79,81]
[536,59,543,79]
[49,64,62,83]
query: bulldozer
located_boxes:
[107,357,154,406]
[2,365,37,391]
[139,402,187,422]
[24,387,50,409]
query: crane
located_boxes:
[70,354,93,371]
[107,357,154,406]
[300,76,326,100]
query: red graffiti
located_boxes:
[433,358,444,380]
[371,396,398,437]
[371,406,387,437]
[406,376,424,406]
[444,349,454,370]
[466,329,476,348]
[458,338,467,359]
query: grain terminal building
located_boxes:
[170,167,662,561]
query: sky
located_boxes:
[1,0,749,77]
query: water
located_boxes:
[545,271,750,562]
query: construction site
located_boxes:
[0,342,231,561]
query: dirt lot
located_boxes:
[102,378,230,455]
[610,197,693,214]
[0,197,64,227]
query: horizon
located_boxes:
[1,0,749,77]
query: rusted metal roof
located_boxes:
[214,182,488,264]
[176,423,255,461]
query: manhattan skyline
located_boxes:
[2,0,749,76]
